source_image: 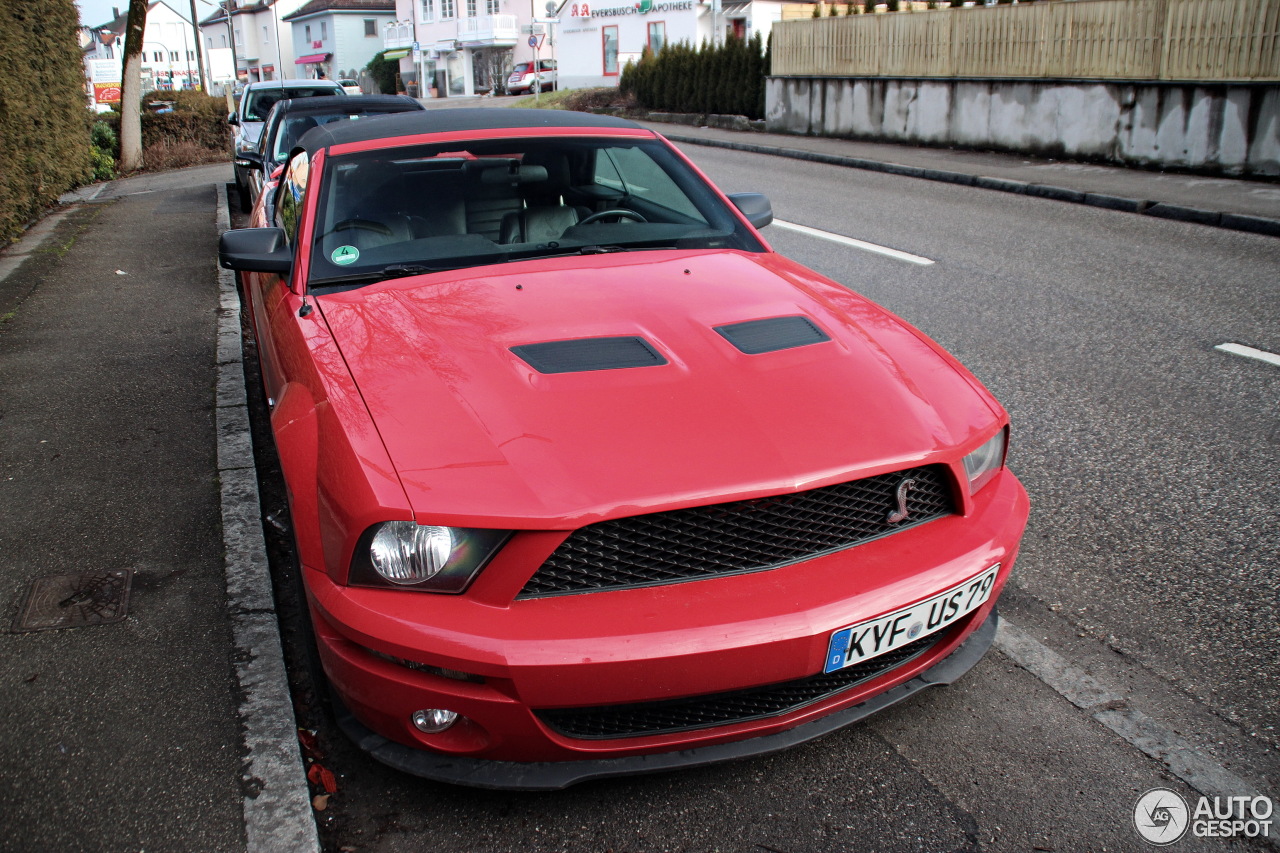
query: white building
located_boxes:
[384,0,547,98]
[554,0,786,89]
[197,0,310,89]
[282,0,397,82]
[84,1,202,99]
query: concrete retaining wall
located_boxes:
[766,77,1280,177]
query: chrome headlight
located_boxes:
[962,428,1007,495]
[350,522,509,593]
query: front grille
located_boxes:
[537,633,939,739]
[518,464,954,598]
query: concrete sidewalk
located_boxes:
[0,109,1274,851]
[0,164,315,853]
[635,119,1280,236]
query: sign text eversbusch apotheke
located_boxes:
[570,0,694,17]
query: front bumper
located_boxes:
[306,468,1028,785]
[331,609,1000,790]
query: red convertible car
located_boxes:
[220,110,1029,789]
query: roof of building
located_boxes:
[282,0,395,21]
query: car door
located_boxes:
[244,151,312,405]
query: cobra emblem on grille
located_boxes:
[886,477,917,524]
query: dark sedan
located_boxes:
[239,94,424,213]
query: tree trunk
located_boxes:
[119,0,149,172]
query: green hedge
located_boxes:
[0,0,93,244]
[97,97,232,156]
[620,33,767,120]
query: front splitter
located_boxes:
[330,609,1000,791]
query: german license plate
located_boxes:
[823,564,1000,673]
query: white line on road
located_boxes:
[772,219,935,266]
[1215,342,1280,368]
[996,619,1279,850]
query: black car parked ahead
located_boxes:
[238,94,424,213]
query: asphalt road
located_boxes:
[234,144,1279,851]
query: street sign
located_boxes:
[528,35,539,47]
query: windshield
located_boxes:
[272,110,406,163]
[307,137,765,289]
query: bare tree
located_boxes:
[119,0,149,172]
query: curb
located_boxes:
[657,132,1280,239]
[214,187,321,853]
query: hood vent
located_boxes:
[715,315,831,355]
[512,336,668,374]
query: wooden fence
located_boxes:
[771,0,1280,81]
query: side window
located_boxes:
[276,151,311,244]
[597,147,705,221]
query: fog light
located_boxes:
[411,708,459,733]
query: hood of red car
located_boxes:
[318,250,1002,526]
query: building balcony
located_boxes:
[457,14,518,48]
[383,21,414,49]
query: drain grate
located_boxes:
[12,570,133,633]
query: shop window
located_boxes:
[647,21,665,54]
[603,25,618,75]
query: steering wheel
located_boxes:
[332,218,393,235]
[578,209,647,225]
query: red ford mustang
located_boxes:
[220,110,1029,789]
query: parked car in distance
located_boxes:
[220,109,1029,791]
[240,94,423,214]
[338,79,362,95]
[507,59,556,95]
[230,79,345,211]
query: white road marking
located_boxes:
[996,618,1276,846]
[1215,342,1280,368]
[772,219,935,266]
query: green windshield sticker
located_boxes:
[331,245,360,266]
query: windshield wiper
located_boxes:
[379,263,440,278]
[310,263,450,291]
[578,245,626,255]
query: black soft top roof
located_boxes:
[271,95,423,117]
[296,108,648,153]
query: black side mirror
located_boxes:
[237,150,263,168]
[727,193,773,230]
[219,228,292,273]
[228,113,239,125]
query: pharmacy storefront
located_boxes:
[554,0,781,89]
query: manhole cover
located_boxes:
[12,570,133,633]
